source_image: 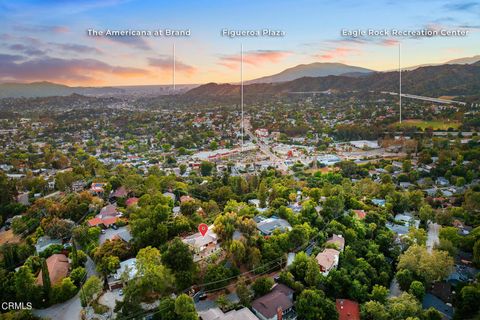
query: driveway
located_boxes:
[426,222,440,253]
[33,256,98,320]
[388,278,402,298]
[98,289,123,310]
[99,226,128,245]
[33,291,83,320]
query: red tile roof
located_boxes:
[353,210,366,219]
[36,254,69,286]
[100,204,118,217]
[87,216,118,227]
[102,217,118,226]
[87,217,103,227]
[315,248,340,272]
[112,186,128,198]
[180,195,194,203]
[336,299,360,320]
[125,197,139,206]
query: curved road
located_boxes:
[33,256,97,320]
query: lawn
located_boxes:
[393,119,461,130]
[0,229,21,246]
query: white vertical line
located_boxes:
[173,43,176,92]
[241,44,244,151]
[399,42,402,123]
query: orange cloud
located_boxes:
[218,50,291,69]
[314,47,359,60]
[381,39,399,46]
[0,55,149,85]
[148,57,197,76]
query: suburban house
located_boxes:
[111,186,128,199]
[198,307,259,320]
[336,299,360,320]
[125,197,139,207]
[90,182,106,195]
[35,235,62,253]
[36,253,70,286]
[422,293,454,320]
[352,209,366,220]
[182,225,220,262]
[326,234,345,252]
[315,248,340,276]
[71,180,86,193]
[254,215,292,236]
[162,192,176,202]
[180,195,195,203]
[87,204,122,228]
[371,199,386,207]
[386,213,421,238]
[107,257,137,290]
[251,283,296,320]
[114,229,133,243]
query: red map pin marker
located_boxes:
[198,223,208,236]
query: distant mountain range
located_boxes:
[1,55,479,98]
[390,55,480,71]
[0,82,197,98]
[185,61,480,99]
[0,82,127,98]
[245,62,373,84]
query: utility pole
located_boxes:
[173,43,176,92]
[241,44,244,151]
[399,42,402,123]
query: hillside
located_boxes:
[246,62,373,84]
[185,63,480,99]
[0,82,125,98]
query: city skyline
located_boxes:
[0,0,479,86]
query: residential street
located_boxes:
[33,256,98,320]
[426,222,440,253]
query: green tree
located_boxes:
[322,195,345,218]
[296,289,338,320]
[408,281,425,300]
[369,285,389,304]
[396,269,414,291]
[419,205,435,223]
[473,239,480,267]
[200,161,214,176]
[457,284,480,317]
[174,294,198,320]
[397,245,453,284]
[236,277,252,307]
[51,277,77,304]
[258,180,268,208]
[162,238,194,272]
[123,246,175,305]
[14,266,41,305]
[405,227,427,246]
[252,277,274,297]
[70,267,87,286]
[155,297,176,320]
[70,238,78,267]
[423,307,443,320]
[361,300,389,320]
[387,293,423,320]
[96,255,120,277]
[80,276,102,307]
[40,258,51,300]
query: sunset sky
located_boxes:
[0,0,479,86]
